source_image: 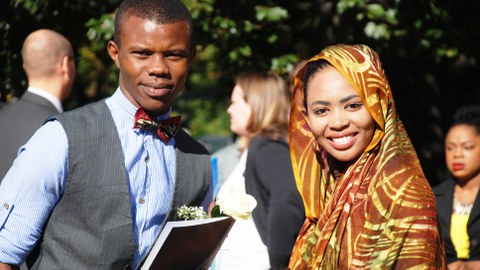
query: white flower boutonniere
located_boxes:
[213,185,257,220]
[176,186,257,221]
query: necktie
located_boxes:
[133,108,181,143]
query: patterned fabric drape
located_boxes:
[288,44,445,269]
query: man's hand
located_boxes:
[0,263,16,270]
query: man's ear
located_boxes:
[107,40,120,68]
[60,55,70,74]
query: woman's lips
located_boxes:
[452,163,465,171]
[328,134,356,150]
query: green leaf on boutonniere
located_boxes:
[210,204,225,218]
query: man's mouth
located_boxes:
[141,84,173,96]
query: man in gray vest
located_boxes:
[0,29,75,180]
[0,0,212,269]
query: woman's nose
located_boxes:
[328,109,349,130]
[453,147,464,158]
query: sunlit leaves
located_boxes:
[337,0,365,14]
[86,13,115,51]
[12,0,39,14]
[255,6,288,22]
[364,22,390,40]
[270,54,301,75]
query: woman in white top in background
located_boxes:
[214,72,304,270]
[213,74,269,270]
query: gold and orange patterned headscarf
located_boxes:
[288,44,445,269]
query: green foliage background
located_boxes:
[1,0,479,185]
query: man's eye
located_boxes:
[133,51,149,56]
[166,53,186,60]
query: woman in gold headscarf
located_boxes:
[288,44,445,269]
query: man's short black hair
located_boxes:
[114,0,193,48]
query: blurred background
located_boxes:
[1,0,479,186]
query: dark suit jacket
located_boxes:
[0,91,59,180]
[245,136,305,269]
[433,180,480,263]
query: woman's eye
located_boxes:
[464,145,475,150]
[312,108,327,115]
[346,103,363,110]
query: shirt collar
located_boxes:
[27,86,63,113]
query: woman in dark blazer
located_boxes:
[433,104,480,269]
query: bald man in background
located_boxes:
[0,29,75,181]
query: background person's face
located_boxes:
[306,66,375,162]
[108,16,193,115]
[445,124,480,182]
[227,85,251,136]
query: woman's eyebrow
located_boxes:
[310,100,330,106]
[310,94,361,107]
[340,94,360,103]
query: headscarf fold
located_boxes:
[288,44,445,269]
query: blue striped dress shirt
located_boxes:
[0,88,212,268]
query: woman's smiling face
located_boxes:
[306,65,376,162]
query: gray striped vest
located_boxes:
[28,100,211,270]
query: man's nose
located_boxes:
[148,55,169,76]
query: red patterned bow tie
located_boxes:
[133,108,181,143]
